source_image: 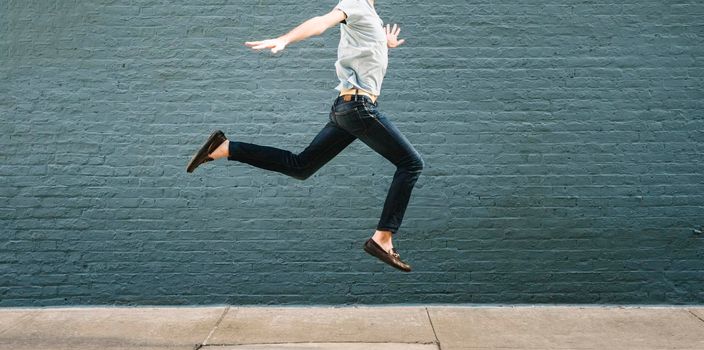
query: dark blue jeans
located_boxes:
[227,94,424,235]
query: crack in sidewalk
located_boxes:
[688,310,704,325]
[425,307,442,350]
[195,305,231,350]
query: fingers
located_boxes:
[245,41,267,50]
[252,43,273,50]
[384,24,402,37]
[245,40,274,50]
[245,39,285,54]
[397,38,405,46]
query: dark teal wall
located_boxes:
[1,0,703,306]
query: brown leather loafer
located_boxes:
[363,238,412,272]
[186,130,227,173]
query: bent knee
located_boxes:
[416,155,425,170]
[291,167,316,181]
[292,171,311,181]
[402,153,424,172]
[414,156,425,172]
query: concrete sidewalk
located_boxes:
[0,305,703,350]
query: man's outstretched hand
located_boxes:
[245,38,288,54]
[385,23,405,48]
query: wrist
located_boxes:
[278,35,291,46]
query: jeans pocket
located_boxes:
[358,104,381,131]
[331,108,363,134]
[333,100,364,116]
[362,99,378,111]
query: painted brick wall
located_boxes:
[1,0,702,306]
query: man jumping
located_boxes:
[186,0,424,272]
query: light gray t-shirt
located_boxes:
[334,0,388,96]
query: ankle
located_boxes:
[210,139,229,159]
[221,139,230,158]
[373,230,393,242]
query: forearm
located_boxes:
[278,16,329,45]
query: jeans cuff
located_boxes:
[377,226,398,234]
[226,140,237,161]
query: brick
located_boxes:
[0,0,702,306]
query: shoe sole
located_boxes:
[186,130,225,173]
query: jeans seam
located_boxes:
[368,107,394,144]
[360,102,377,136]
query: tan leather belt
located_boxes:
[339,87,377,104]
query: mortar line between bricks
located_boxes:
[425,307,442,350]
[199,305,231,349]
[687,310,704,325]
